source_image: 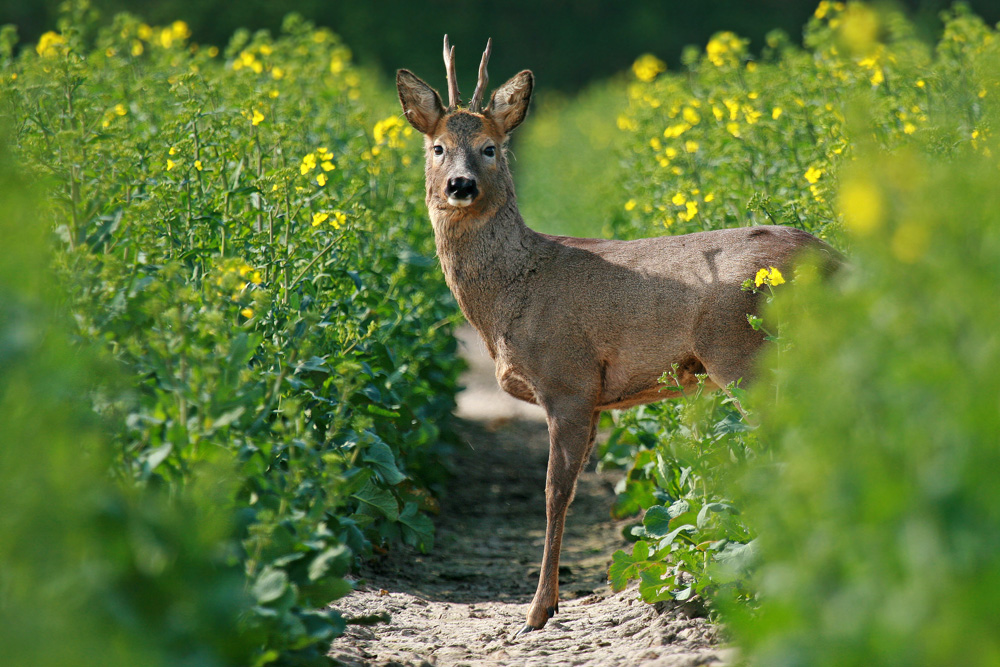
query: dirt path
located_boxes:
[329,328,730,667]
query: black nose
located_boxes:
[446,177,478,200]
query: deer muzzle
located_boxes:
[445,176,478,207]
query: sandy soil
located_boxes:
[328,327,731,667]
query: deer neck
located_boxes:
[429,192,541,348]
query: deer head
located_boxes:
[397,37,533,219]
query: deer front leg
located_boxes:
[517,400,598,637]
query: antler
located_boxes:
[443,35,461,110]
[469,38,492,113]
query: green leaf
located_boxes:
[362,438,406,486]
[398,501,434,552]
[667,499,690,519]
[253,567,289,604]
[141,443,173,472]
[638,565,675,603]
[608,549,637,591]
[300,576,354,606]
[642,505,674,536]
[713,539,760,581]
[657,523,697,548]
[308,546,351,581]
[351,480,399,521]
[697,502,737,528]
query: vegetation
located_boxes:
[1,5,459,665]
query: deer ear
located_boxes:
[397,69,445,135]
[486,70,534,135]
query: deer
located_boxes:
[396,36,839,637]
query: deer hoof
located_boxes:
[514,623,539,638]
[547,604,558,617]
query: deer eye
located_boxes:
[483,145,496,158]
[433,145,444,156]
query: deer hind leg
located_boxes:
[517,399,598,637]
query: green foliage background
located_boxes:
[2,6,461,665]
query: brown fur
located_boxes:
[397,62,837,634]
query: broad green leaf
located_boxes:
[308,545,351,581]
[642,505,674,536]
[608,549,637,591]
[351,480,399,520]
[398,501,434,552]
[362,438,406,486]
[253,567,289,604]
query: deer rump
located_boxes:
[397,36,839,637]
[494,225,830,412]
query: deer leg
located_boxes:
[517,401,598,637]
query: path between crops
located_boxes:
[329,327,731,667]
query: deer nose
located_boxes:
[446,176,478,202]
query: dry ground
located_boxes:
[328,328,731,666]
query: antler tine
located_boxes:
[469,38,493,113]
[443,34,461,110]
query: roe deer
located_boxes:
[397,36,839,637]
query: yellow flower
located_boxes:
[251,109,265,126]
[300,153,317,175]
[241,307,254,319]
[36,31,66,57]
[169,146,178,156]
[331,211,347,229]
[671,193,687,206]
[903,122,916,135]
[311,212,329,226]
[838,179,883,236]
[316,173,327,187]
[754,266,786,287]
[726,122,741,137]
[194,160,203,171]
[684,140,699,153]
[772,107,783,119]
[663,123,691,138]
[678,200,699,222]
[166,159,176,171]
[632,54,666,82]
[624,199,637,211]
[321,160,336,172]
[804,166,824,184]
[682,107,701,125]
[114,103,128,116]
[617,114,638,132]
[171,21,191,41]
